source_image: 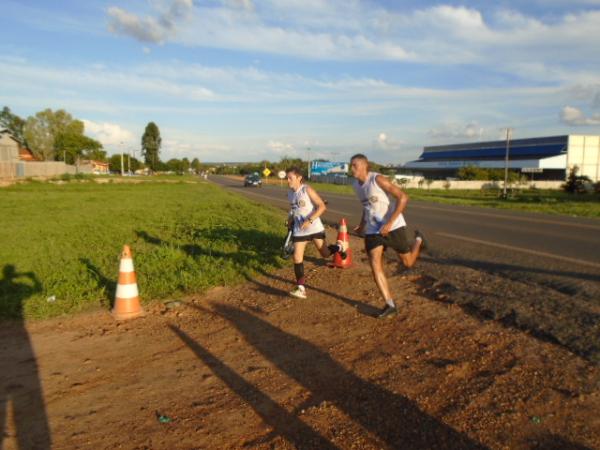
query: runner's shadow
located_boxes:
[201,304,487,449]
[80,258,117,308]
[0,265,52,449]
[254,268,381,317]
[134,228,284,270]
[168,324,339,450]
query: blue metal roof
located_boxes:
[420,143,566,160]
[419,135,568,161]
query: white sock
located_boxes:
[385,298,395,307]
[415,236,423,242]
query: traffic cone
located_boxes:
[112,245,144,320]
[332,218,352,269]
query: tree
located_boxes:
[457,165,480,180]
[54,120,103,164]
[562,166,591,194]
[141,122,161,171]
[181,157,190,173]
[108,154,123,173]
[0,106,26,143]
[23,109,77,160]
[166,158,183,173]
[191,158,201,173]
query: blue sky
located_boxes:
[1,0,600,163]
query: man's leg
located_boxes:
[397,238,423,268]
[398,231,425,269]
[368,245,397,317]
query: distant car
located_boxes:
[244,174,262,187]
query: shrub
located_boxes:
[562,166,592,194]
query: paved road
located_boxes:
[212,175,600,295]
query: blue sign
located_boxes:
[311,161,349,175]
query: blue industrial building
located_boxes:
[403,135,600,181]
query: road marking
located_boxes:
[436,232,600,270]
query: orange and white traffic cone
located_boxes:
[111,245,144,320]
[332,218,352,269]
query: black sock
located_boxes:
[294,263,305,285]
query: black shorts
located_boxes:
[365,227,411,254]
[292,231,326,243]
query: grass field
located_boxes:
[300,182,600,218]
[0,178,287,320]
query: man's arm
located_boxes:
[375,175,408,236]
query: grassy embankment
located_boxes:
[0,178,287,320]
[293,181,600,218]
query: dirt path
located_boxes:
[1,231,598,449]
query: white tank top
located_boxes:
[353,172,406,235]
[288,184,325,236]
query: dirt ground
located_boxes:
[1,230,599,450]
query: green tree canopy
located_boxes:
[22,108,102,162]
[191,158,201,173]
[181,157,190,173]
[141,122,161,171]
[54,120,103,164]
[0,106,26,144]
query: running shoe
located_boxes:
[328,241,348,260]
[377,304,397,319]
[290,286,307,299]
[337,239,348,260]
[414,230,428,251]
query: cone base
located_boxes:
[331,248,353,269]
[112,299,145,321]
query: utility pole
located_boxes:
[502,128,512,199]
[119,141,125,176]
[127,152,131,175]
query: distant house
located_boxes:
[18,146,37,161]
[78,160,110,174]
[0,129,20,162]
[0,129,37,161]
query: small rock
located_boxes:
[165,301,182,309]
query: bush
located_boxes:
[458,165,520,182]
[562,166,592,194]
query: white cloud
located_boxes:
[267,140,296,155]
[107,0,193,44]
[429,122,484,139]
[0,57,215,101]
[560,106,600,125]
[373,132,402,151]
[82,120,135,147]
